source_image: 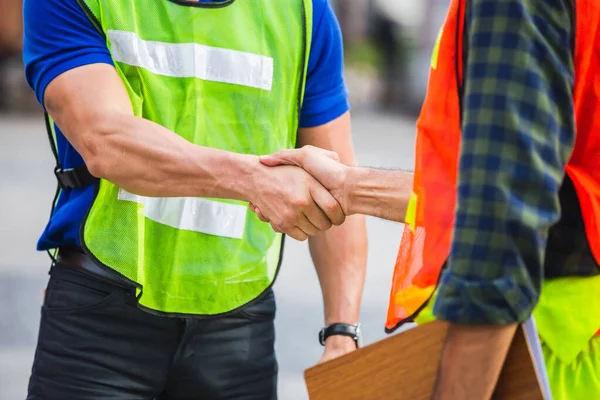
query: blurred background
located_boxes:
[0,1,448,399]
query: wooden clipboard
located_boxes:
[305,320,546,400]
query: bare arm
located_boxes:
[45,63,255,199]
[296,113,368,362]
[344,167,412,223]
[45,64,345,240]
[259,145,413,223]
[433,324,517,399]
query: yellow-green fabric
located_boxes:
[415,276,600,397]
[77,0,313,315]
[544,337,600,399]
[533,275,600,364]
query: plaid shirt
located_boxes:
[433,0,598,325]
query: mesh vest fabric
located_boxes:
[72,0,313,315]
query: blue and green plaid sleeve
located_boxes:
[433,0,576,324]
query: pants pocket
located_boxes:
[238,289,276,321]
[43,273,122,314]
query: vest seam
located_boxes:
[75,0,105,38]
[296,0,308,121]
[385,262,447,334]
[167,0,236,8]
[43,113,62,263]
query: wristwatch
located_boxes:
[319,323,362,348]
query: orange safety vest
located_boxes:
[386,0,600,333]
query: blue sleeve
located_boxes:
[299,0,350,128]
[22,0,114,106]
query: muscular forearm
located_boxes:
[345,167,413,222]
[80,113,256,200]
[45,64,257,201]
[309,215,368,326]
[433,323,518,400]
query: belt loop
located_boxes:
[49,259,57,276]
[125,288,142,307]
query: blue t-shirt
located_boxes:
[23,0,349,251]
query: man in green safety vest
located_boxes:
[23,0,367,398]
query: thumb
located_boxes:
[313,147,340,162]
[259,149,303,167]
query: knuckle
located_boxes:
[322,219,333,230]
[280,220,294,231]
[324,200,340,214]
[296,198,311,208]
[299,146,312,159]
[304,226,317,235]
[282,210,297,223]
[271,224,282,233]
[296,233,308,241]
[331,214,345,226]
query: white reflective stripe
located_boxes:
[118,189,247,239]
[107,30,273,91]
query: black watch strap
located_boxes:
[319,323,361,348]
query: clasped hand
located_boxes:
[248,146,349,241]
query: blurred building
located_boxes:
[333,0,449,115]
[0,0,22,55]
[0,0,38,113]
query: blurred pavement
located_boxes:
[0,111,416,400]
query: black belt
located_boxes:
[55,247,129,288]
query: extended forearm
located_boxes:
[309,215,368,325]
[44,64,256,201]
[345,167,413,222]
[79,114,256,200]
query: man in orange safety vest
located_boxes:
[254,0,600,397]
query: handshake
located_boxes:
[247,145,354,241]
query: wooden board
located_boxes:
[305,321,543,400]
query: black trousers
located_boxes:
[27,264,278,400]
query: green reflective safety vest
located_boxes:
[72,0,313,315]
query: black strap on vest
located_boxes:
[54,164,98,189]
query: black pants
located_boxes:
[27,264,278,400]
